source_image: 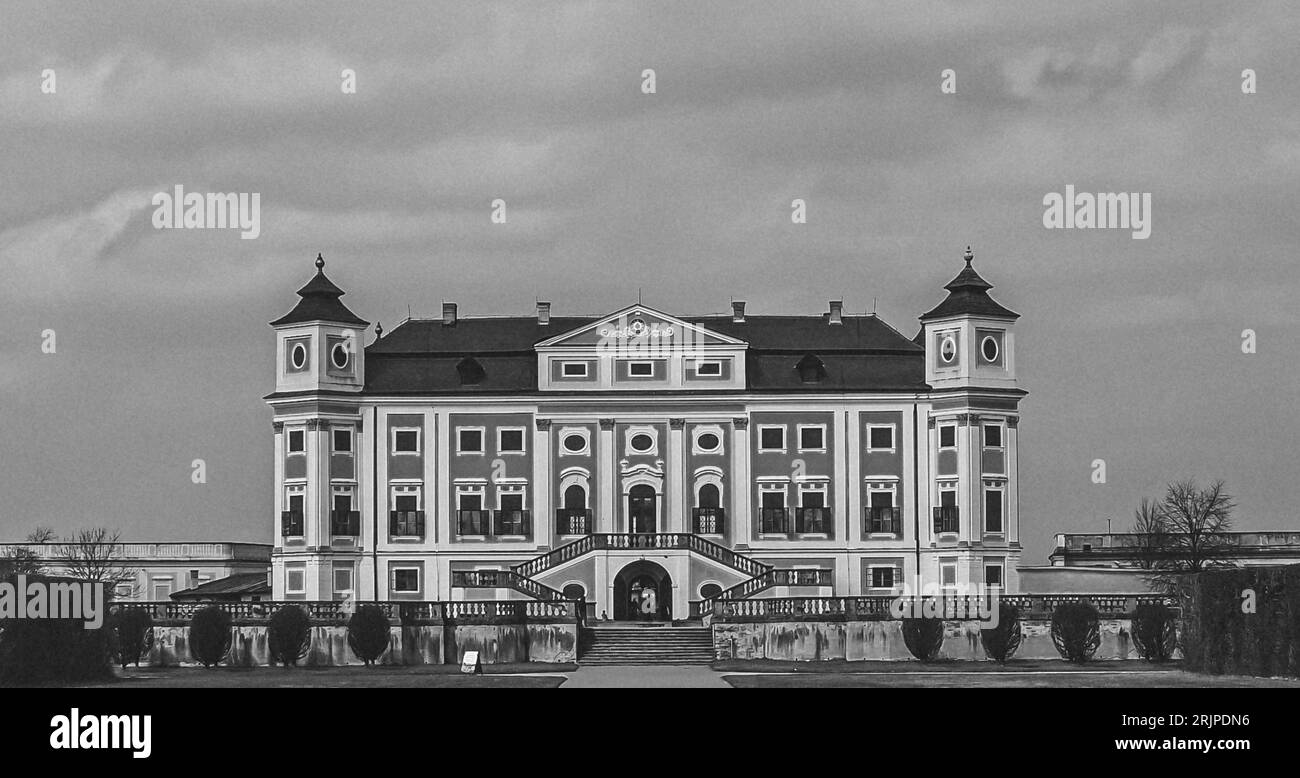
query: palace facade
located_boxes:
[266,248,1025,619]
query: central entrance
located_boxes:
[628,484,657,534]
[613,560,673,621]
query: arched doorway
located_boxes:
[628,484,657,534]
[613,560,673,621]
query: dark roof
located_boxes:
[364,312,927,394]
[169,572,270,599]
[270,255,369,327]
[919,248,1019,321]
[369,313,924,355]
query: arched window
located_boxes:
[564,484,586,509]
[698,483,720,508]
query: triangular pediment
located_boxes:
[536,305,746,349]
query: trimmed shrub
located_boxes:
[1051,601,1101,663]
[268,605,311,666]
[1130,602,1178,662]
[347,605,391,665]
[979,603,1023,664]
[112,608,155,668]
[901,618,945,662]
[189,606,232,668]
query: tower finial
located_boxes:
[375,321,383,338]
[315,252,325,270]
[963,245,973,265]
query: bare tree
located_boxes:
[1134,480,1236,594]
[1129,498,1172,570]
[55,528,139,598]
[0,527,57,577]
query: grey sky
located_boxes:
[2,1,1297,565]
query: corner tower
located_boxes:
[268,254,370,600]
[919,247,1025,591]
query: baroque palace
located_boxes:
[267,247,1025,620]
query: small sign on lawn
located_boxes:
[460,651,482,674]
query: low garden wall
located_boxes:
[707,594,1176,662]
[122,601,579,667]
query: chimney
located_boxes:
[731,300,747,323]
[537,301,551,325]
[442,302,457,326]
[828,300,843,325]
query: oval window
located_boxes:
[331,343,349,369]
[700,583,723,599]
[939,336,956,364]
[291,342,307,369]
[563,434,586,453]
[562,584,586,601]
[981,335,999,362]
[697,432,720,451]
[630,433,654,452]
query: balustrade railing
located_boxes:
[696,593,1179,621]
[115,599,580,624]
[933,505,959,534]
[390,510,425,537]
[866,506,902,535]
[692,507,725,535]
[795,507,832,534]
[330,510,360,536]
[555,508,592,536]
[280,511,304,537]
[510,532,772,581]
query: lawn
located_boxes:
[79,663,575,688]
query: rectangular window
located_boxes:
[392,568,420,593]
[941,563,957,588]
[333,567,353,594]
[867,425,895,451]
[459,492,482,511]
[285,569,304,595]
[798,425,825,452]
[332,428,352,453]
[458,428,484,454]
[695,361,722,376]
[758,425,785,452]
[394,493,418,512]
[984,424,1003,449]
[760,488,788,533]
[498,428,525,454]
[628,361,654,377]
[561,361,588,377]
[984,487,1004,533]
[938,425,956,449]
[984,564,1004,588]
[393,428,420,454]
[287,429,305,453]
[871,567,895,589]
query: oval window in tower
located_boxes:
[939,335,956,364]
[981,335,999,363]
[291,342,308,370]
[331,342,350,369]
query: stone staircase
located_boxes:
[580,624,716,665]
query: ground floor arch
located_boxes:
[612,559,673,621]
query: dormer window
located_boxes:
[795,353,826,384]
[456,357,485,385]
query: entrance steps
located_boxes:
[579,624,715,665]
